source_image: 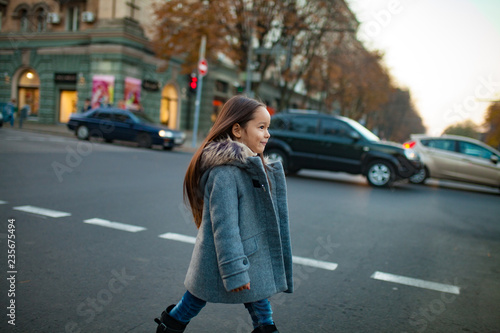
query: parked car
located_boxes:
[403,134,500,189]
[67,108,186,150]
[0,102,5,127]
[264,112,422,187]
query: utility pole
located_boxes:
[192,35,206,148]
[245,26,254,98]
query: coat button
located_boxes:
[243,259,248,265]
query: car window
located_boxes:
[320,118,352,138]
[94,112,112,120]
[130,112,154,124]
[270,117,288,130]
[113,113,131,123]
[458,141,493,160]
[421,139,456,152]
[290,117,318,134]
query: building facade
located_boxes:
[0,0,330,134]
[0,0,196,131]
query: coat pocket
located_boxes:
[242,235,258,257]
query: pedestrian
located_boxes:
[3,98,16,127]
[19,104,30,128]
[81,98,91,113]
[154,95,294,333]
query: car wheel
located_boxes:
[76,125,90,140]
[105,138,113,143]
[410,167,428,184]
[137,133,152,148]
[366,160,395,187]
[266,149,298,175]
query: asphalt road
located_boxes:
[1,127,499,333]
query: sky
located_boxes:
[346,0,500,135]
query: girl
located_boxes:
[154,96,293,333]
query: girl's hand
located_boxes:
[231,283,250,292]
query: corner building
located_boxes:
[0,0,187,131]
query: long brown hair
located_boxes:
[184,95,266,228]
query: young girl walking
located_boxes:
[154,95,293,333]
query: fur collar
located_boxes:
[200,137,257,171]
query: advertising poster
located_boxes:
[91,75,115,108]
[124,77,142,110]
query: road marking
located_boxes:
[159,232,338,271]
[13,205,71,218]
[84,218,146,233]
[371,271,460,295]
[292,256,338,271]
[0,200,7,204]
[159,232,196,244]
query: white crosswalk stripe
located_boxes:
[371,271,460,294]
[13,205,71,218]
[84,218,146,233]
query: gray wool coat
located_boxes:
[184,138,294,303]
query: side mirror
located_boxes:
[350,131,361,141]
[491,155,499,164]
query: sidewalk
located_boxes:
[7,121,201,153]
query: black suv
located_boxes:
[264,112,422,187]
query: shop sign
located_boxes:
[54,73,77,84]
[142,79,160,91]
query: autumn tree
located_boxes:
[442,119,480,139]
[315,40,393,119]
[484,102,500,149]
[367,88,426,142]
[151,0,356,108]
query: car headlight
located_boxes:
[159,130,173,138]
[404,148,419,161]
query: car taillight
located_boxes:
[403,141,416,149]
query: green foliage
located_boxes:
[442,119,480,139]
[484,102,500,149]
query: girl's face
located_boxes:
[233,106,271,154]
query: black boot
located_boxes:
[252,324,279,333]
[154,304,189,333]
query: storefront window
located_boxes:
[18,70,40,117]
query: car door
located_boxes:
[111,112,135,141]
[284,116,320,169]
[92,111,115,139]
[315,118,364,172]
[420,139,461,179]
[455,141,500,187]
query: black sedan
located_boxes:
[67,108,186,150]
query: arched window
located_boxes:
[0,3,7,32]
[12,4,31,32]
[35,7,46,32]
[20,9,29,32]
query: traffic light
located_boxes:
[189,74,198,94]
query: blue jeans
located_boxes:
[169,290,274,328]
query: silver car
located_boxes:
[403,134,500,190]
